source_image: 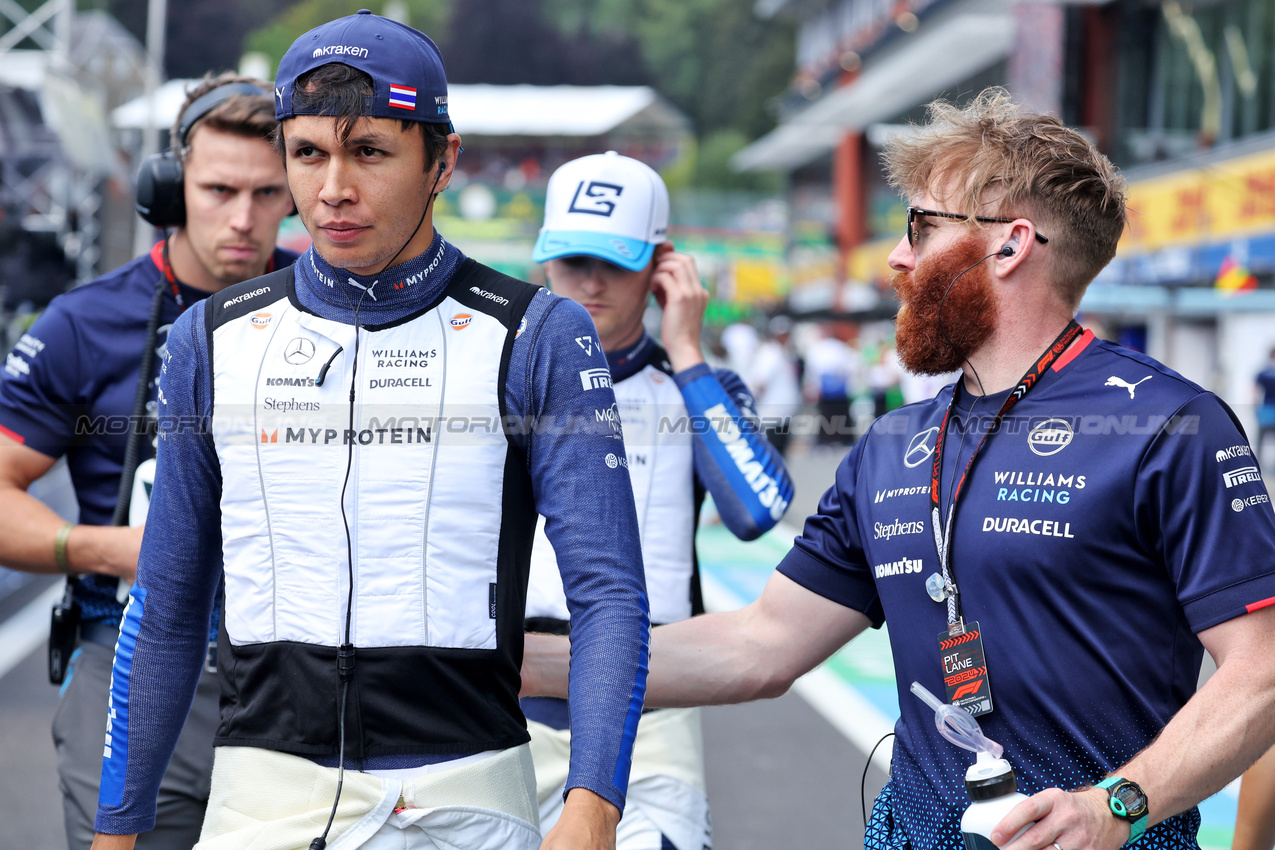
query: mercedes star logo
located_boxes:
[904,427,940,468]
[284,337,315,365]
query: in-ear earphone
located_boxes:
[999,236,1022,257]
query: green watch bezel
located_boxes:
[1096,776,1149,844]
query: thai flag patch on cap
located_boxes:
[389,84,417,111]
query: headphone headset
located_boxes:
[135,82,278,228]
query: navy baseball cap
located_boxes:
[274,9,449,124]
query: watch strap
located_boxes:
[1097,777,1149,844]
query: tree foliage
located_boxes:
[148,0,798,187]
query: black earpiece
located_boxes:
[134,82,272,228]
[437,160,446,176]
[998,244,1015,257]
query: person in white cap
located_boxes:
[525,151,796,850]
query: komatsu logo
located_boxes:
[313,45,368,59]
[704,402,789,520]
[874,557,923,578]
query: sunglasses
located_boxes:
[906,207,1050,247]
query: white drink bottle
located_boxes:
[960,751,1030,850]
[910,682,1035,850]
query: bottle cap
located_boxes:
[965,752,1019,801]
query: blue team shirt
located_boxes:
[0,243,296,623]
[779,331,1275,850]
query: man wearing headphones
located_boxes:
[91,12,649,850]
[0,72,295,849]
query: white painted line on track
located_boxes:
[792,666,894,775]
[0,582,63,681]
[701,570,894,775]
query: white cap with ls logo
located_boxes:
[533,151,669,272]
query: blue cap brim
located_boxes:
[532,230,654,272]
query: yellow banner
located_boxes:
[1123,148,1275,252]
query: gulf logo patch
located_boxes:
[251,313,272,329]
[450,313,472,330]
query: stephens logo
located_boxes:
[1027,419,1073,456]
[874,519,926,540]
[450,313,472,330]
[250,313,272,329]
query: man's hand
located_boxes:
[649,242,708,373]
[68,524,144,581]
[90,833,137,850]
[996,787,1128,850]
[539,787,621,850]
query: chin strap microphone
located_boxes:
[308,156,449,850]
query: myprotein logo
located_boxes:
[469,286,510,306]
[262,425,432,446]
[225,287,269,307]
[313,45,368,59]
[874,556,923,578]
[1027,419,1073,457]
[874,485,930,504]
[1216,445,1253,462]
[1223,466,1263,488]
[874,518,926,540]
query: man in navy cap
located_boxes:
[90,11,649,850]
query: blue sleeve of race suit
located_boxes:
[94,302,221,835]
[674,363,794,539]
[507,289,649,812]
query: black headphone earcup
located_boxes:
[135,151,186,228]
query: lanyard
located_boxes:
[928,319,1083,628]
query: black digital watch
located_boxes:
[1096,776,1149,844]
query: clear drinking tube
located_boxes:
[910,681,1003,759]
